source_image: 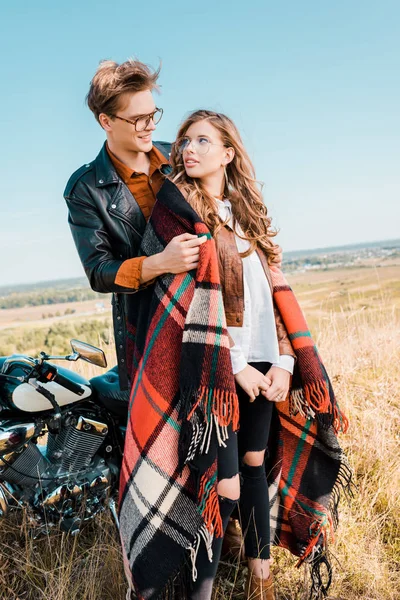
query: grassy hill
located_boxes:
[0,263,399,599]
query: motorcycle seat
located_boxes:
[90,365,130,419]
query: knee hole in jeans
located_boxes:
[242,450,266,467]
[217,473,240,501]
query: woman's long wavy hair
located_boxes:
[169,110,278,261]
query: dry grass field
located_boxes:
[0,299,112,331]
[0,264,399,600]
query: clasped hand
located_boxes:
[234,364,290,403]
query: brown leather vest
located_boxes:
[214,226,295,358]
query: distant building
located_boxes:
[95,302,105,313]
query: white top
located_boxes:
[216,198,295,376]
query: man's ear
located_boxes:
[99,113,112,131]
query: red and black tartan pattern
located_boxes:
[267,402,352,566]
[119,180,239,600]
[119,181,351,598]
[267,267,351,567]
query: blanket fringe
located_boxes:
[308,550,333,600]
[197,470,223,539]
[188,523,213,582]
[187,385,239,430]
[150,523,214,599]
[332,401,349,434]
[297,452,354,568]
[329,457,355,529]
[183,418,205,465]
[179,386,239,468]
[304,380,331,414]
[296,514,330,567]
[290,388,316,420]
[290,383,349,434]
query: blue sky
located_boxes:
[0,0,399,286]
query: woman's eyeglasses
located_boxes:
[177,136,227,156]
[112,108,163,132]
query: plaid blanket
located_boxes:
[267,267,352,594]
[119,180,351,599]
[119,179,239,599]
[271,266,348,435]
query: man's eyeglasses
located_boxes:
[112,107,163,132]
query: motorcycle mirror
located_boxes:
[70,339,107,368]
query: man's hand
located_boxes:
[160,233,208,273]
[234,364,272,402]
[270,244,283,269]
[260,366,290,402]
[141,233,208,281]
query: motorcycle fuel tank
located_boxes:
[9,365,92,413]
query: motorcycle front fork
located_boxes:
[107,496,119,530]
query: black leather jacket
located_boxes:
[64,141,172,390]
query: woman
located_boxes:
[170,110,296,600]
[119,110,349,600]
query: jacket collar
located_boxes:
[94,141,171,188]
[94,142,121,188]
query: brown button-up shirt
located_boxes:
[107,144,169,288]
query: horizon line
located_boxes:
[2,235,399,290]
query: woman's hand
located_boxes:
[261,366,290,403]
[234,364,271,402]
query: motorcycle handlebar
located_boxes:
[54,372,85,396]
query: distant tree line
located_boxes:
[0,318,113,357]
[0,288,106,309]
[42,308,76,319]
[0,277,89,297]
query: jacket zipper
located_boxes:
[110,208,143,240]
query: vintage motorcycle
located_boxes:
[0,339,130,535]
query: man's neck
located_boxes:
[107,140,151,175]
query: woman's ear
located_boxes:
[223,147,235,166]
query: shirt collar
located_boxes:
[215,197,232,214]
[106,143,169,184]
[215,197,231,207]
[215,198,232,224]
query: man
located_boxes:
[64,58,285,593]
[64,59,207,391]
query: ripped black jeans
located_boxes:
[220,361,274,561]
[189,362,273,599]
[236,362,274,560]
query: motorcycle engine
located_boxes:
[0,410,115,534]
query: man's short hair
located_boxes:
[86,58,160,123]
